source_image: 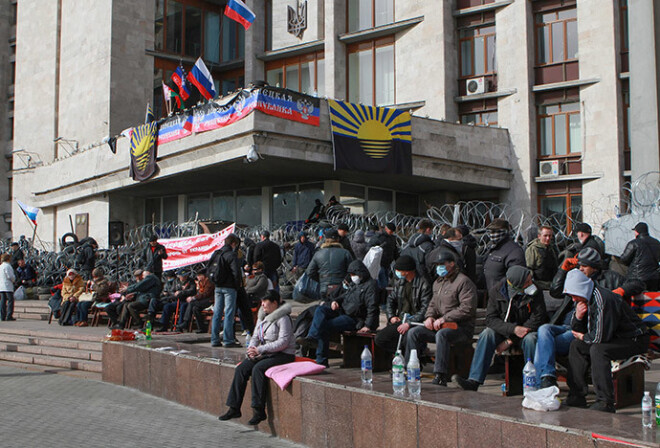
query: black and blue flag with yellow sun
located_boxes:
[329,99,412,175]
[129,103,159,182]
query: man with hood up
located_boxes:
[350,230,369,261]
[563,269,648,413]
[401,219,435,282]
[300,260,379,367]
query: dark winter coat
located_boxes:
[525,238,558,290]
[207,245,242,290]
[620,233,660,283]
[369,231,399,267]
[426,270,477,334]
[253,238,283,274]
[334,260,379,330]
[292,240,316,269]
[306,242,353,294]
[483,236,526,291]
[126,273,162,304]
[485,278,547,339]
[385,274,432,323]
[462,234,478,284]
[145,243,168,276]
[77,242,96,274]
[350,231,369,261]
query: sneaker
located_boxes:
[218,407,241,421]
[432,373,448,387]
[589,401,615,413]
[316,359,329,368]
[211,341,222,348]
[540,376,557,389]
[6,317,15,321]
[248,409,267,425]
[565,395,587,408]
[453,375,479,391]
[224,341,242,348]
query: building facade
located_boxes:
[12,0,641,248]
[0,0,15,239]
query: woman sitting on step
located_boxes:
[219,290,295,426]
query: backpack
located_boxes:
[207,250,227,285]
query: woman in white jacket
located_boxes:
[219,290,295,425]
[0,253,16,321]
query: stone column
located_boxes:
[324,0,346,100]
[244,0,265,85]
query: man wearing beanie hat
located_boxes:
[336,223,356,259]
[563,269,648,412]
[306,229,353,299]
[535,247,643,388]
[620,222,660,290]
[292,231,315,275]
[406,251,476,386]
[375,255,432,356]
[483,219,526,291]
[456,265,546,391]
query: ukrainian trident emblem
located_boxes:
[287,0,307,39]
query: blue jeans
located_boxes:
[534,324,574,380]
[468,328,537,384]
[161,301,180,328]
[75,301,93,323]
[307,305,357,364]
[212,287,237,345]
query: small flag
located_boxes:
[171,65,191,101]
[224,0,255,30]
[162,81,172,100]
[187,58,217,100]
[17,200,39,226]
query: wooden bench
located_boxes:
[341,331,391,372]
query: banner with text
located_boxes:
[160,223,236,271]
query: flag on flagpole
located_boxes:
[172,65,191,101]
[187,58,217,100]
[225,0,255,30]
[162,81,173,115]
[129,103,159,182]
[16,200,39,226]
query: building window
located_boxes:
[187,194,211,220]
[212,191,236,222]
[538,102,581,157]
[459,25,496,78]
[536,8,578,65]
[348,0,394,32]
[348,37,395,106]
[461,110,497,127]
[266,52,325,96]
[367,188,393,213]
[236,189,262,227]
[620,0,629,72]
[622,80,630,171]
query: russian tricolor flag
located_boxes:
[187,58,217,100]
[172,65,191,101]
[224,0,255,30]
[17,200,39,226]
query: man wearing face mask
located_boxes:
[300,260,379,367]
[375,255,432,356]
[483,219,526,291]
[456,266,546,391]
[426,227,466,278]
[405,252,476,386]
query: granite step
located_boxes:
[0,342,102,361]
[13,313,49,321]
[0,333,102,351]
[0,351,102,373]
[0,326,106,342]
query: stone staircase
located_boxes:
[13,300,51,321]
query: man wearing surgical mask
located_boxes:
[375,255,432,356]
[456,266,546,391]
[405,252,477,387]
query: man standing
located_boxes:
[401,219,435,281]
[375,255,432,356]
[306,229,353,299]
[483,219,526,291]
[406,252,477,386]
[563,269,648,413]
[208,234,243,347]
[9,242,23,271]
[253,230,283,290]
[456,266,546,391]
[572,223,605,259]
[525,226,558,290]
[369,222,400,292]
[145,235,168,278]
[76,237,98,280]
[619,222,660,291]
[336,223,356,259]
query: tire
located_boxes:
[60,232,78,248]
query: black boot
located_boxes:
[454,375,479,391]
[248,408,267,425]
[432,373,449,386]
[218,407,241,421]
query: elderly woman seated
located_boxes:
[219,290,295,425]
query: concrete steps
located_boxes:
[13,300,51,321]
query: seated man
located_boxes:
[106,269,143,328]
[535,248,643,388]
[175,271,214,333]
[15,259,37,289]
[456,266,546,391]
[109,270,161,329]
[563,269,649,413]
[406,252,477,386]
[75,267,115,326]
[150,270,195,331]
[375,255,432,356]
[300,260,379,367]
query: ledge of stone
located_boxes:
[338,16,424,44]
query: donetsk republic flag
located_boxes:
[129,104,159,182]
[329,99,412,175]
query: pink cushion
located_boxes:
[265,361,326,390]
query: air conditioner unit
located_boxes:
[466,76,487,96]
[539,160,560,178]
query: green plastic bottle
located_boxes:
[145,320,152,341]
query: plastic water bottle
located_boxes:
[642,391,653,428]
[655,382,660,425]
[360,345,373,384]
[522,358,537,395]
[392,351,406,395]
[407,349,421,398]
[145,321,152,341]
[245,331,252,348]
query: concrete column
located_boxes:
[324,180,340,203]
[578,0,624,232]
[629,0,660,182]
[244,0,266,85]
[177,195,186,223]
[497,1,536,214]
[325,0,346,100]
[261,186,272,228]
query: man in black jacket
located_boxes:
[571,222,605,259]
[375,255,432,356]
[401,219,435,281]
[336,223,356,259]
[456,266,546,391]
[457,225,478,285]
[118,270,162,329]
[620,222,660,291]
[153,270,196,331]
[301,260,379,367]
[145,235,168,278]
[76,238,97,280]
[482,219,526,291]
[563,269,648,413]
[208,234,243,347]
[253,230,283,290]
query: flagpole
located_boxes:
[19,209,46,251]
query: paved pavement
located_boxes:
[0,365,305,448]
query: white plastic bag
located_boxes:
[14,286,25,301]
[362,246,383,280]
[522,386,561,411]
